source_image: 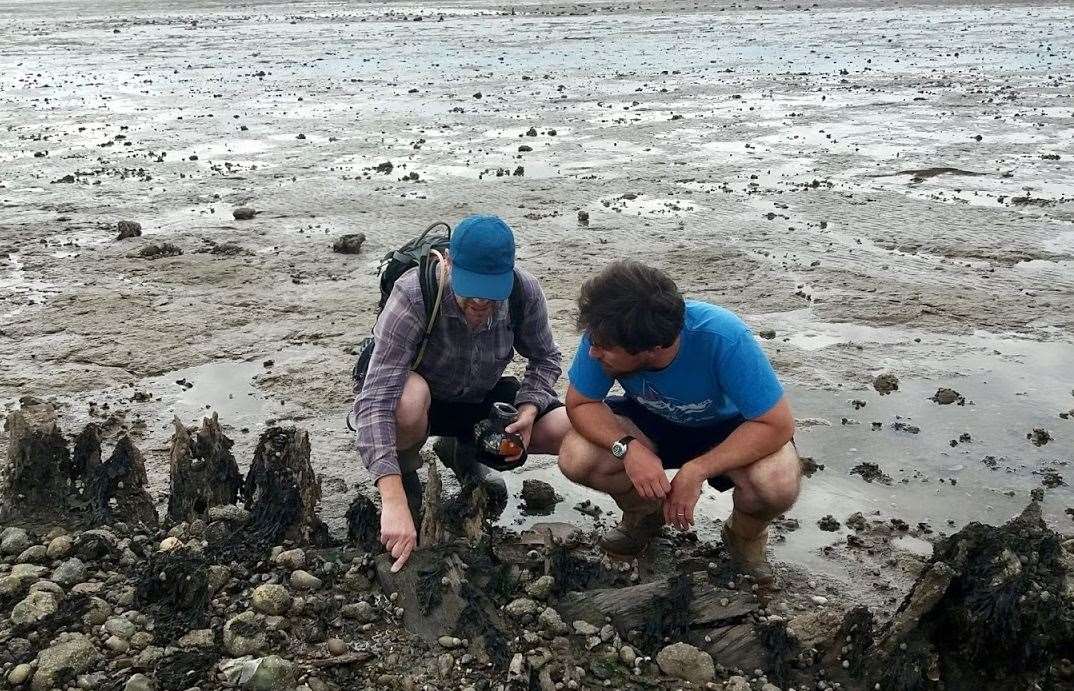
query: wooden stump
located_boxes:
[87,434,159,528]
[167,414,241,523]
[0,400,73,520]
[242,426,327,545]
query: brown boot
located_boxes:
[599,491,664,559]
[722,514,776,587]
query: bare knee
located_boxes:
[395,373,430,443]
[557,430,604,486]
[734,443,802,515]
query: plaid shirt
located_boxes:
[353,266,562,483]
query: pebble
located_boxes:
[8,663,32,685]
[274,548,306,571]
[46,534,75,559]
[326,637,347,656]
[290,570,323,591]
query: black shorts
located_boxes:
[606,395,744,492]
[428,376,563,443]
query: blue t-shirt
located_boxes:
[568,301,784,426]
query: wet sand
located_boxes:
[1,0,1072,592]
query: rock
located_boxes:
[104,616,137,639]
[577,210,590,226]
[76,529,117,560]
[252,583,293,615]
[105,635,130,652]
[274,548,306,571]
[525,575,556,600]
[224,611,267,656]
[243,655,296,691]
[818,515,841,531]
[537,606,569,634]
[133,242,182,259]
[332,233,366,255]
[83,596,111,626]
[17,544,48,563]
[208,564,231,594]
[505,597,541,621]
[438,652,454,677]
[438,635,463,649]
[873,372,899,395]
[11,590,59,625]
[619,645,636,665]
[656,642,716,685]
[1027,428,1052,447]
[52,557,88,586]
[8,664,33,685]
[116,221,142,240]
[931,387,964,405]
[130,631,153,649]
[1,563,46,595]
[326,637,347,656]
[290,570,323,591]
[724,675,751,691]
[207,504,250,523]
[341,600,377,623]
[758,329,777,339]
[31,633,99,691]
[233,207,257,220]
[158,536,183,551]
[1,527,32,555]
[520,480,560,513]
[572,620,599,636]
[177,628,215,648]
[124,673,154,691]
[47,534,75,559]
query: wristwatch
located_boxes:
[610,435,635,460]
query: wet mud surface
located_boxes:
[1,0,1073,616]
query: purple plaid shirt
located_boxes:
[353,266,562,483]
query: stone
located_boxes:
[8,664,33,685]
[525,575,555,601]
[438,652,454,677]
[130,631,153,649]
[177,628,215,648]
[572,620,599,636]
[332,233,366,255]
[725,675,752,691]
[104,616,137,639]
[116,221,142,240]
[208,564,231,593]
[619,645,636,665]
[224,611,267,656]
[505,597,541,620]
[233,207,257,220]
[124,673,154,691]
[520,480,560,512]
[873,372,899,395]
[158,536,183,551]
[326,637,347,656]
[290,570,322,590]
[341,601,377,623]
[207,504,250,523]
[105,635,130,652]
[29,580,64,597]
[656,642,716,685]
[17,544,48,563]
[52,557,88,586]
[83,596,112,626]
[1,527,32,555]
[274,548,306,571]
[75,529,118,559]
[252,583,292,615]
[537,606,569,634]
[11,590,59,625]
[243,655,296,691]
[438,635,463,649]
[31,633,100,691]
[47,534,75,559]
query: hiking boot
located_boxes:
[599,507,665,559]
[721,521,776,588]
[433,437,508,510]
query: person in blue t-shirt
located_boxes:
[559,260,801,584]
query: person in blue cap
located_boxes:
[352,214,570,572]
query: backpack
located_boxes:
[347,221,526,430]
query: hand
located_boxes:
[664,463,704,530]
[380,495,417,572]
[504,404,538,462]
[622,442,671,500]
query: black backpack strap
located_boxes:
[508,270,526,336]
[412,249,446,368]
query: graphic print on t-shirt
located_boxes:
[634,381,715,425]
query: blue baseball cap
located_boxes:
[450,214,515,301]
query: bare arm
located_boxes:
[565,384,631,449]
[684,396,795,479]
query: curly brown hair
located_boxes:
[576,260,685,354]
